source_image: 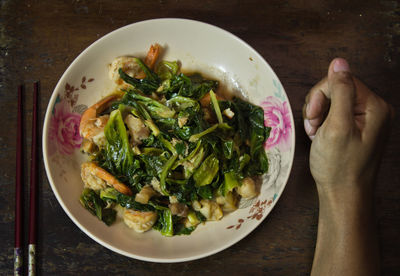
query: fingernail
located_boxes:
[333,58,350,72]
[309,118,320,127]
[310,135,315,140]
[305,103,310,118]
[304,119,312,135]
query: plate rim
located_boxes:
[42,18,296,263]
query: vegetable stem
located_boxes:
[159,154,178,196]
[189,123,218,142]
[210,90,223,124]
[158,135,177,155]
[131,107,160,136]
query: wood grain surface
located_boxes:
[1,1,399,275]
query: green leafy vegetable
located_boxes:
[160,154,178,195]
[223,171,240,195]
[126,90,175,119]
[81,51,273,237]
[116,193,155,211]
[238,153,251,172]
[141,147,164,155]
[156,61,179,81]
[100,187,119,202]
[189,123,218,142]
[153,209,174,237]
[174,226,196,236]
[197,185,213,199]
[134,57,159,82]
[167,96,200,112]
[118,68,159,94]
[127,102,161,136]
[140,154,166,177]
[193,154,219,187]
[158,135,177,155]
[102,109,139,185]
[175,142,186,156]
[222,140,234,159]
[172,140,206,178]
[80,188,116,226]
[232,97,271,175]
[164,73,219,100]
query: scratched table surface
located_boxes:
[1,1,399,275]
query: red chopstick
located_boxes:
[14,85,23,275]
[28,82,39,276]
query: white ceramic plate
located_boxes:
[43,18,295,263]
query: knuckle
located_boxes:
[322,120,352,141]
[375,97,394,121]
[308,77,328,101]
[383,101,395,121]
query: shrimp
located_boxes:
[109,56,142,85]
[79,95,120,148]
[124,114,150,146]
[108,44,161,84]
[144,43,161,70]
[81,162,132,196]
[123,209,158,233]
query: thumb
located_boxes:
[324,58,356,128]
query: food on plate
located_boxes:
[78,44,271,236]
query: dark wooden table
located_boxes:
[1,1,399,275]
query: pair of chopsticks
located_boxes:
[14,82,39,276]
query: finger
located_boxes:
[306,78,329,120]
[303,77,330,137]
[304,118,320,138]
[303,77,329,119]
[325,58,356,128]
[354,78,394,137]
[307,90,329,127]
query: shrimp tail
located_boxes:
[79,94,120,138]
[145,43,161,70]
[82,162,133,196]
[136,44,161,79]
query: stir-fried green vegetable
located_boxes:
[97,109,141,187]
[193,154,219,187]
[80,188,117,226]
[80,50,271,237]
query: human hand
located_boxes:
[303,58,394,196]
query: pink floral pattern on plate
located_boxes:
[48,101,82,155]
[48,76,94,156]
[261,96,292,152]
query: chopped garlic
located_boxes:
[178,116,188,128]
[223,108,235,119]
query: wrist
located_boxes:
[313,180,380,276]
[315,177,375,203]
[316,181,376,227]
